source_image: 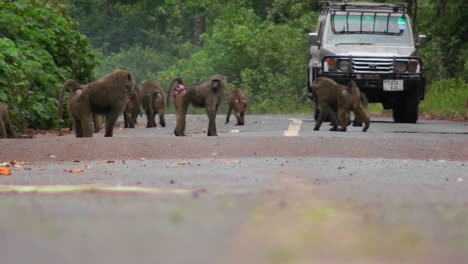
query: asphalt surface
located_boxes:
[0,114,467,264]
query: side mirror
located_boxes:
[416,34,427,48]
[309,32,320,46]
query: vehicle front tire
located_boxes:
[392,88,419,123]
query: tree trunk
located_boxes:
[192,15,206,46]
[103,0,114,18]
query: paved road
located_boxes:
[0,114,467,264]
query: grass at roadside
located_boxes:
[420,78,467,119]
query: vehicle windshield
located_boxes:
[324,14,412,46]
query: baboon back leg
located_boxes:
[0,118,6,138]
[206,104,218,136]
[123,112,130,128]
[145,101,155,128]
[225,105,232,124]
[337,108,348,132]
[80,115,94,137]
[131,110,138,128]
[352,112,363,127]
[152,110,157,127]
[174,101,188,136]
[235,111,242,126]
[93,114,103,132]
[314,105,337,131]
[355,106,370,132]
[5,118,16,138]
[239,110,245,125]
[159,111,166,127]
[73,117,83,137]
[104,110,120,137]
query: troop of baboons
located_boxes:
[1,69,374,139]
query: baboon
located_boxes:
[0,102,17,138]
[167,75,227,136]
[312,77,369,132]
[57,69,136,137]
[141,81,166,128]
[225,87,247,125]
[123,85,141,128]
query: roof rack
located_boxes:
[320,1,407,14]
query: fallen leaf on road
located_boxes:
[106,160,115,163]
[139,157,146,161]
[10,160,17,166]
[64,169,84,173]
[73,160,80,163]
[0,167,11,176]
[171,162,190,167]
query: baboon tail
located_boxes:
[57,79,80,118]
[166,77,184,107]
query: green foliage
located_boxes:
[156,3,310,114]
[0,0,97,130]
[420,78,468,117]
[418,0,467,81]
[95,45,196,83]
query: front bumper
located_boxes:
[316,56,426,104]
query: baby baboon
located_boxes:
[225,87,247,125]
[141,81,166,128]
[123,85,141,128]
[312,77,369,132]
[167,75,227,136]
[57,69,136,137]
[0,102,17,138]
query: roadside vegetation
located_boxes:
[0,0,466,131]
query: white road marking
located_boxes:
[0,184,191,194]
[283,118,302,137]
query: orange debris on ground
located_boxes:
[0,167,11,176]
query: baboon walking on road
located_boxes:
[0,102,17,138]
[225,87,247,125]
[311,77,369,132]
[141,81,166,128]
[57,69,136,137]
[167,75,227,136]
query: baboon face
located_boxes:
[211,79,223,92]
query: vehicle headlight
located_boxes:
[394,61,408,73]
[337,60,351,72]
[324,58,336,71]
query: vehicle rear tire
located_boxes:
[392,88,419,123]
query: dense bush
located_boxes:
[0,0,97,130]
[154,3,311,113]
